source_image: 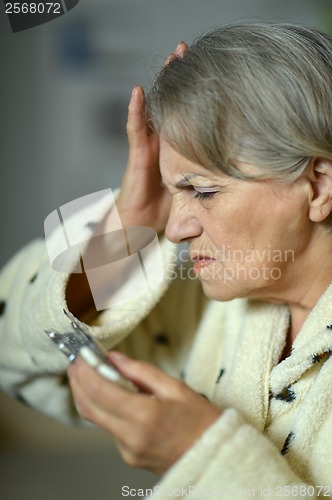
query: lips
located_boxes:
[190,253,216,261]
[191,253,216,272]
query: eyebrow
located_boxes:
[175,174,199,188]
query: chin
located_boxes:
[200,279,246,302]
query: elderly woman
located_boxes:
[1,22,332,498]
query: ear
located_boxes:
[307,158,332,223]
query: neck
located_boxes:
[257,227,332,345]
[288,249,332,338]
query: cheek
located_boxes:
[203,196,291,252]
[203,199,257,247]
[200,181,308,250]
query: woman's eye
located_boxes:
[193,190,217,200]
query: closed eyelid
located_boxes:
[193,186,219,192]
[161,175,199,192]
[162,175,221,193]
[175,175,199,188]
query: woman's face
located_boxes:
[159,139,313,303]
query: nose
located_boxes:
[165,199,203,243]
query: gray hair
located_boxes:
[147,23,332,184]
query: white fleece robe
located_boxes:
[0,194,332,499]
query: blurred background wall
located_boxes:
[0,1,331,499]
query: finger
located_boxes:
[174,41,188,57]
[163,52,175,67]
[126,86,148,143]
[68,371,118,426]
[79,346,138,393]
[108,352,186,400]
[69,373,138,447]
[68,361,158,449]
[163,41,188,67]
[70,374,131,456]
[68,357,139,417]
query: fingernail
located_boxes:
[97,363,120,382]
[132,86,143,98]
[80,346,100,368]
[175,42,186,52]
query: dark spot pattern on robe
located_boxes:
[275,386,296,403]
[15,393,29,407]
[0,300,6,317]
[312,353,325,364]
[154,332,169,345]
[29,273,38,284]
[311,351,332,365]
[216,368,225,384]
[281,431,295,455]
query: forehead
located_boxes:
[159,139,191,169]
[159,137,280,184]
[159,138,220,181]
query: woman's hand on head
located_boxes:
[115,85,169,233]
[67,350,221,475]
[115,42,188,234]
